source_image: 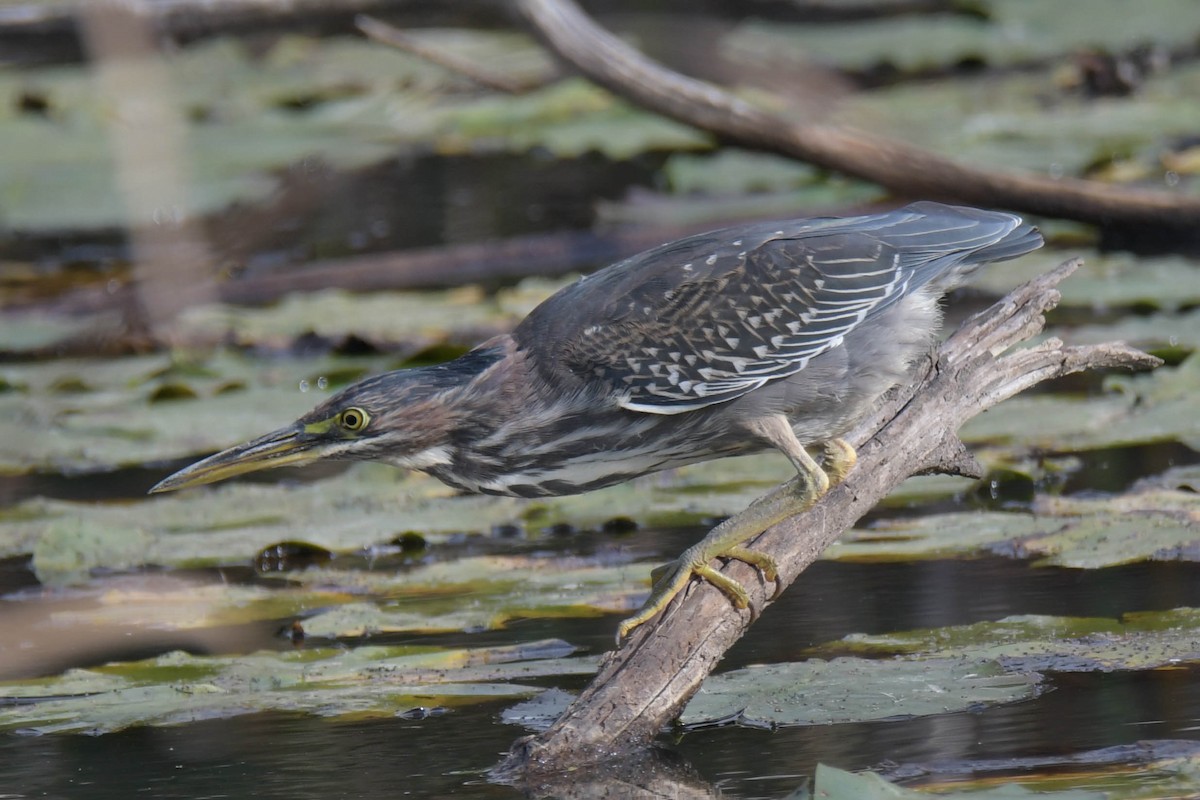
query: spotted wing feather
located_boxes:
[518,203,1041,414]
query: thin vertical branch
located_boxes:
[79,0,215,346]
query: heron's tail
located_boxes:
[888,201,1044,290]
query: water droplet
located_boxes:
[317,376,328,390]
[1165,171,1180,187]
[1048,163,1064,180]
[299,379,310,393]
[1169,336,1179,347]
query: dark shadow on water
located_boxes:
[0,710,523,800]
[1060,441,1200,496]
[0,459,352,507]
[729,556,1200,669]
[2,150,667,280]
[675,667,1200,799]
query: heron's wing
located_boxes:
[558,231,915,413]
[520,204,1038,415]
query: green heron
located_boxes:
[151,202,1042,638]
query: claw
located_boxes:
[615,435,857,643]
[823,438,857,486]
[616,544,775,642]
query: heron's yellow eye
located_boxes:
[338,407,369,432]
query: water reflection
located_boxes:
[0,712,520,799]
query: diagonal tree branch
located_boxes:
[516,0,1200,230]
[495,258,1161,777]
[357,15,557,94]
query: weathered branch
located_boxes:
[516,0,1200,230]
[0,0,511,66]
[357,15,556,93]
[16,224,715,352]
[495,258,1161,778]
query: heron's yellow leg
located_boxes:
[617,424,858,642]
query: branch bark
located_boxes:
[516,0,1200,230]
[357,15,557,93]
[0,0,511,66]
[495,258,1161,778]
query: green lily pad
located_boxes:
[0,639,596,735]
[809,740,1200,798]
[808,763,1105,800]
[962,353,1200,452]
[500,687,576,732]
[1019,510,1200,569]
[433,77,711,159]
[681,657,1042,727]
[831,477,1200,568]
[664,148,821,195]
[726,0,1200,74]
[686,611,1200,734]
[596,147,887,232]
[2,465,493,577]
[817,609,1200,673]
[2,273,568,358]
[31,517,158,585]
[0,32,697,233]
[2,556,635,682]
[830,59,1200,184]
[828,512,1047,561]
[0,36,407,231]
[0,310,110,354]
[170,285,518,351]
[969,250,1200,312]
[1,456,708,578]
[1062,307,1200,356]
[714,8,1200,198]
[0,350,403,473]
[1136,464,1200,493]
[287,556,645,637]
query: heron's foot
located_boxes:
[616,537,778,642]
[616,467,832,642]
[823,438,857,486]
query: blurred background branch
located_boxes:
[517,0,1200,229]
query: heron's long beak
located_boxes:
[149,424,323,493]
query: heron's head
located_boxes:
[148,359,489,494]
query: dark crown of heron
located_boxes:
[298,346,505,464]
